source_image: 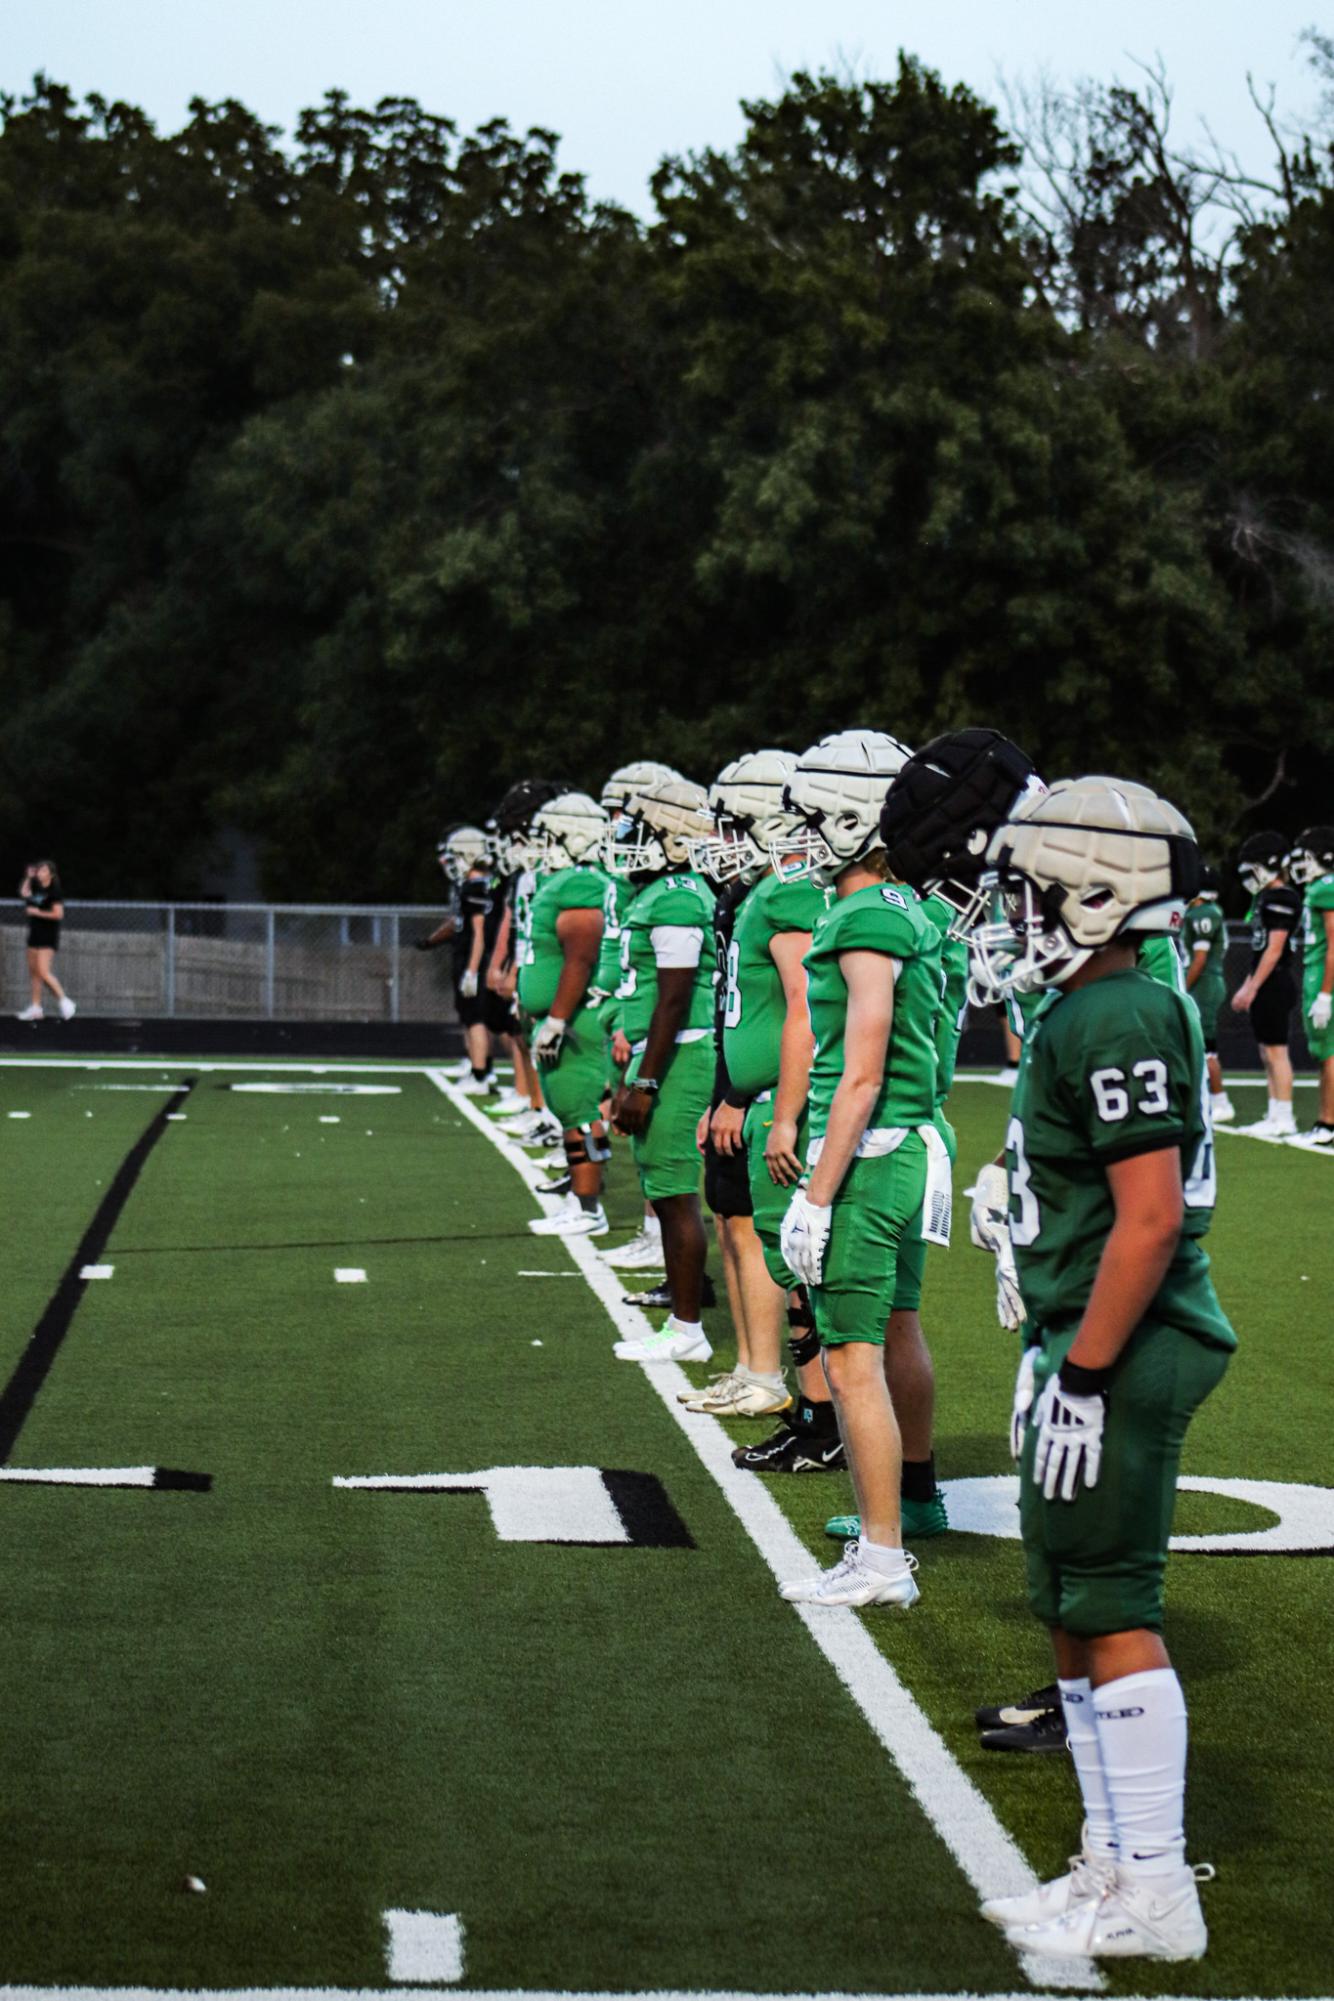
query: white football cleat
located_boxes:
[613,1320,712,1364]
[676,1370,739,1405]
[58,996,77,1020]
[600,1225,665,1269]
[1289,1123,1334,1149]
[1005,1865,1213,1962]
[457,1071,497,1096]
[779,1541,919,1609]
[1234,1116,1297,1141]
[491,1087,529,1114]
[1209,1095,1235,1123]
[683,1373,792,1417]
[16,1003,44,1021]
[527,1198,608,1237]
[981,1837,1116,1928]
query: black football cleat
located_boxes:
[732,1420,846,1475]
[975,1682,1060,1732]
[622,1274,717,1310]
[979,1705,1068,1754]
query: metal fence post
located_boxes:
[390,911,400,1022]
[164,906,176,1017]
[264,909,276,1019]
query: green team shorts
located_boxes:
[809,1135,928,1345]
[627,1038,712,1202]
[1191,975,1225,1051]
[743,1100,808,1290]
[1020,1319,1230,1637]
[1303,992,1334,1062]
[539,1004,608,1132]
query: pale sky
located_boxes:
[2,0,1325,214]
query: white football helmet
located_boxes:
[775,729,913,884]
[692,749,802,885]
[970,776,1201,1000]
[1289,826,1334,886]
[601,773,713,877]
[600,760,682,815]
[436,825,490,882]
[529,792,609,871]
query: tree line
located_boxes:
[2,52,1332,903]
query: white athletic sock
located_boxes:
[1093,1668,1188,1880]
[1272,1100,1296,1129]
[857,1537,909,1576]
[738,1366,785,1389]
[664,1316,703,1339]
[1059,1677,1117,1860]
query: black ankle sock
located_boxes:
[471,1065,489,1082]
[901,1455,937,1503]
[796,1397,839,1438]
[578,1193,601,1213]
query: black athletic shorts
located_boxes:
[704,1131,753,1219]
[456,985,518,1037]
[1250,969,1296,1048]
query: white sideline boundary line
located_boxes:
[425,1069,1100,1996]
[0,1990,1294,2001]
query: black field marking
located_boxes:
[113,1229,535,1256]
[0,1080,197,1465]
[600,1469,696,1549]
[154,1467,213,1492]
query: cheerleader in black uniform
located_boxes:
[17,861,75,1021]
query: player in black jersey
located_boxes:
[1231,831,1301,1137]
[417,827,508,1093]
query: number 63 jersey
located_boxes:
[1005,967,1236,1350]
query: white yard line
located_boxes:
[0,1989,1286,2001]
[425,1068,1099,1996]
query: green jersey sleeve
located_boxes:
[1051,980,1193,1164]
[763,876,828,933]
[547,866,609,913]
[819,882,925,958]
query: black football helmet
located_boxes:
[1237,830,1288,896]
[878,728,1042,931]
[1289,826,1334,887]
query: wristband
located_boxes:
[723,1086,752,1111]
[1058,1356,1114,1396]
[631,1077,660,1096]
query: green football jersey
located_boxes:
[1302,875,1334,1002]
[618,871,716,1044]
[723,871,829,1097]
[805,884,943,1137]
[516,866,609,1018]
[592,874,634,999]
[922,891,969,1107]
[1006,969,1235,1348]
[1136,933,1186,994]
[512,870,539,972]
[1182,899,1226,983]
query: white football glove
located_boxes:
[458,969,479,999]
[1010,1346,1037,1459]
[780,1189,833,1288]
[1310,992,1332,1033]
[969,1162,1026,1330]
[1033,1373,1105,1501]
[533,1015,568,1064]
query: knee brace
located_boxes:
[563,1129,590,1169]
[787,1287,820,1370]
[581,1123,612,1164]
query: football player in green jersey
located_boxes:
[1289,826,1334,1146]
[972,777,1233,1964]
[516,793,614,1237]
[690,750,840,1443]
[842,727,1049,1550]
[769,728,948,1611]
[485,779,570,1140]
[1182,866,1234,1123]
[602,774,718,1363]
[1136,931,1187,994]
[592,762,682,1273]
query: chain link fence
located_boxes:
[2,901,459,1023]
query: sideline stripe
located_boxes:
[0,1080,195,1464]
[425,1070,1099,1995]
[0,1990,1285,2001]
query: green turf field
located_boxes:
[0,1056,1331,1999]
